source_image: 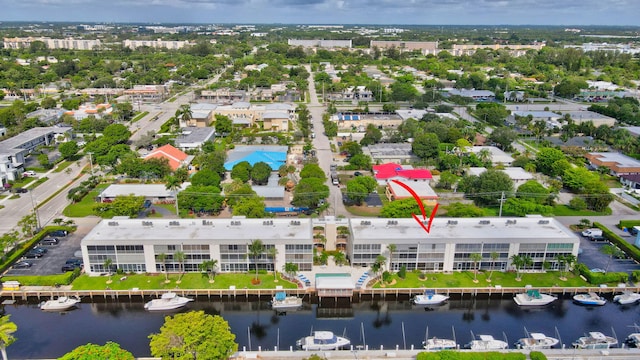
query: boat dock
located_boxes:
[2,285,639,302]
[228,348,640,360]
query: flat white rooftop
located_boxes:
[82,218,312,244]
[99,184,176,199]
[349,217,577,243]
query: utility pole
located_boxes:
[29,189,41,231]
[498,191,506,217]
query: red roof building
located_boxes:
[144,144,189,171]
[372,163,432,184]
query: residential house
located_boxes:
[372,163,432,185]
[174,127,215,151]
[467,167,534,187]
[585,152,640,176]
[144,144,190,171]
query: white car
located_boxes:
[23,170,37,177]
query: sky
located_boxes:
[0,0,639,26]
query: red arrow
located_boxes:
[391,180,438,234]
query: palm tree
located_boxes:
[470,253,483,282]
[333,251,347,266]
[198,259,218,283]
[372,255,387,278]
[477,148,491,164]
[601,245,623,273]
[174,251,186,282]
[283,262,298,280]
[0,315,17,360]
[165,175,182,217]
[268,247,278,280]
[487,251,499,282]
[248,239,265,282]
[174,104,192,128]
[103,258,113,283]
[510,254,531,281]
[386,244,397,272]
[157,253,168,282]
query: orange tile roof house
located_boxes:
[585,152,640,176]
[144,144,189,171]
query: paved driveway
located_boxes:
[577,233,640,274]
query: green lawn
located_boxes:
[62,184,109,217]
[131,111,149,122]
[54,160,74,172]
[373,270,589,289]
[26,177,48,190]
[70,272,298,290]
[552,205,611,216]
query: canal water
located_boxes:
[4,294,640,358]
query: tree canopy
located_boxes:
[149,311,238,360]
[60,342,134,360]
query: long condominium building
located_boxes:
[3,37,101,50]
[122,39,193,50]
[80,216,579,276]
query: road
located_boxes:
[130,69,229,143]
[305,65,348,217]
[0,158,91,235]
[0,70,230,236]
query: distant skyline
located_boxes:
[1,0,639,26]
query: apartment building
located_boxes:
[80,217,578,276]
[3,37,101,50]
[122,39,193,50]
[0,126,70,185]
[185,102,295,131]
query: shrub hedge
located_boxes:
[618,220,640,230]
[2,269,79,286]
[575,263,628,284]
[529,352,547,360]
[0,226,75,273]
[594,222,640,263]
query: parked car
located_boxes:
[40,238,59,246]
[61,264,80,272]
[13,261,32,269]
[31,247,48,255]
[589,235,606,242]
[48,230,68,237]
[354,171,362,177]
[65,258,83,267]
[11,187,28,194]
[24,251,43,259]
[23,170,37,177]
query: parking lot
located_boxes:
[577,232,640,275]
[4,230,83,276]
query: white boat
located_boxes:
[515,332,559,350]
[513,289,557,306]
[572,332,618,349]
[465,335,509,350]
[412,290,449,306]
[144,292,193,311]
[271,292,303,311]
[614,291,640,305]
[422,337,457,350]
[625,333,640,348]
[296,331,350,351]
[39,296,81,311]
[573,292,606,306]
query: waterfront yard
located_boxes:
[372,270,590,289]
[70,272,299,290]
